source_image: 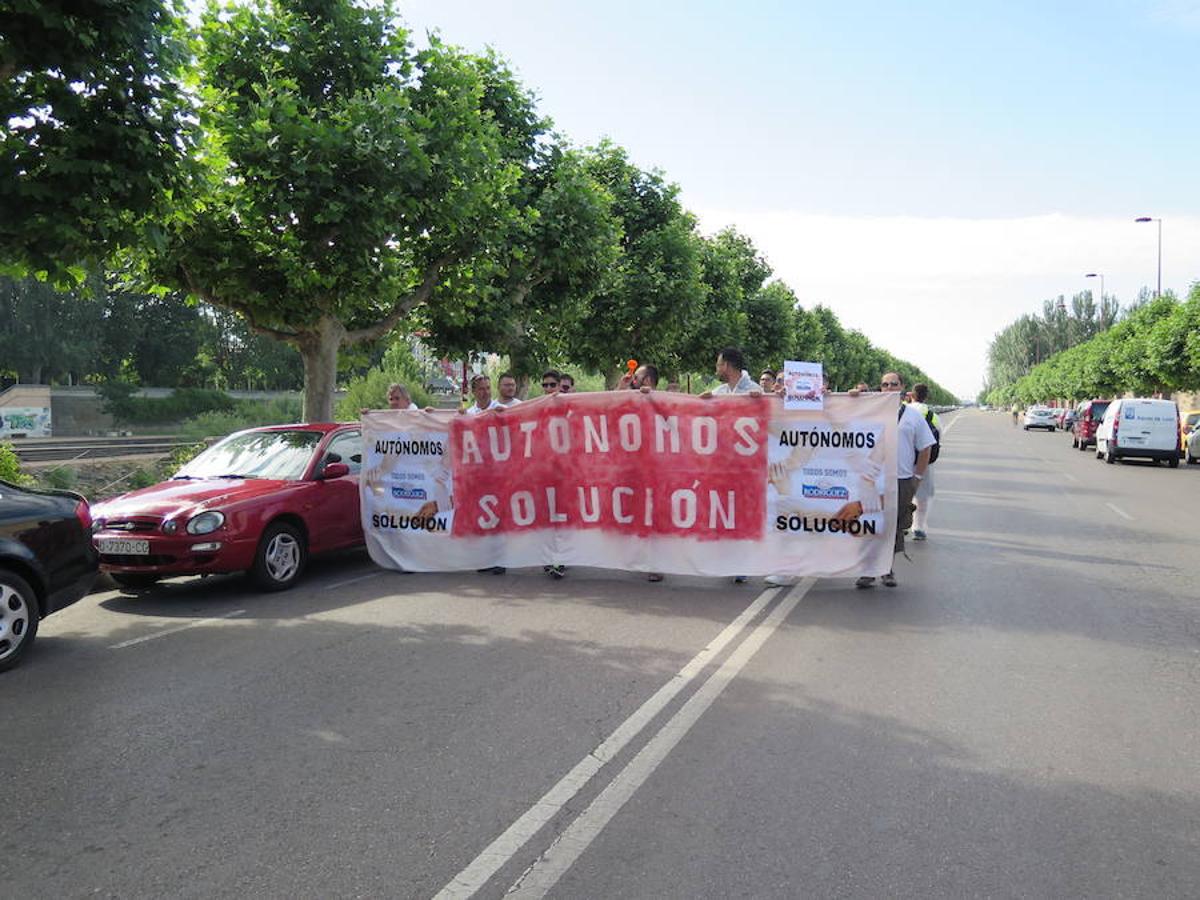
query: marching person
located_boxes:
[558,373,575,393]
[465,374,502,415]
[361,382,418,415]
[540,370,561,394]
[701,347,759,583]
[856,371,935,589]
[496,372,522,407]
[465,374,504,572]
[702,347,759,396]
[907,383,940,541]
[759,369,777,393]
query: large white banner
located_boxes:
[361,391,899,578]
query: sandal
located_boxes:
[647,573,664,582]
[881,571,897,587]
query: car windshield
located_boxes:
[175,430,323,481]
[1186,413,1200,429]
[1089,402,1110,419]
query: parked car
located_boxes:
[1187,427,1200,465]
[1023,407,1057,431]
[1059,408,1078,431]
[1070,399,1110,450]
[1,480,98,671]
[91,424,364,592]
[1180,409,1200,455]
[1095,398,1180,467]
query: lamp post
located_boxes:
[1085,272,1104,307]
[1134,216,1162,297]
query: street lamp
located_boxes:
[1085,272,1104,307]
[1134,216,1162,297]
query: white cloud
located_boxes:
[693,209,1200,399]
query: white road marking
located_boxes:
[109,609,246,649]
[1061,472,1078,482]
[324,571,382,591]
[1105,502,1134,521]
[506,578,816,898]
[433,584,788,900]
[940,415,963,436]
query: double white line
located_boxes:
[435,578,815,899]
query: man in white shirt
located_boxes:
[465,374,502,415]
[705,346,760,396]
[857,371,935,589]
[387,383,419,410]
[496,372,522,407]
[906,382,940,541]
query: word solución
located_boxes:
[450,394,769,538]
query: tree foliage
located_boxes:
[0,0,193,281]
[986,284,1200,405]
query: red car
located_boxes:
[1070,399,1110,451]
[91,424,364,591]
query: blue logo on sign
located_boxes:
[801,484,850,500]
[392,486,428,500]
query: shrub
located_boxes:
[0,442,34,485]
[41,465,78,490]
[127,467,159,490]
[178,396,303,441]
[337,340,434,419]
[99,383,238,426]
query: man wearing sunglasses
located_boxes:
[540,370,560,394]
[856,371,935,589]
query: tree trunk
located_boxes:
[296,316,346,422]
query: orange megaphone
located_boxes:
[626,358,638,372]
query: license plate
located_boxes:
[99,538,150,555]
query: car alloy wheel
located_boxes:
[0,572,39,672]
[252,522,307,591]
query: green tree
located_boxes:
[742,280,796,375]
[675,228,770,374]
[418,144,621,384]
[151,1,541,421]
[564,143,705,384]
[0,0,193,281]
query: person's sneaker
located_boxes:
[765,575,798,586]
[855,576,876,589]
[913,530,927,541]
[647,572,664,582]
[733,575,748,584]
[549,565,566,579]
[881,571,897,587]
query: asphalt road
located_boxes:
[5,409,1198,898]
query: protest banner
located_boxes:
[361,391,898,578]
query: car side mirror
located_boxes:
[320,462,350,480]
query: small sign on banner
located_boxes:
[782,361,824,411]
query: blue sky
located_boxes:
[400,0,1200,396]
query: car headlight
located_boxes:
[186,511,226,535]
[92,518,106,534]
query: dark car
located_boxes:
[1071,399,1110,450]
[91,424,364,592]
[1,480,99,671]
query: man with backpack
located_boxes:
[907,383,941,541]
[856,372,936,589]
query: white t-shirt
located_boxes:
[897,402,937,479]
[496,397,522,407]
[466,399,502,415]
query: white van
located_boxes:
[1095,398,1181,467]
